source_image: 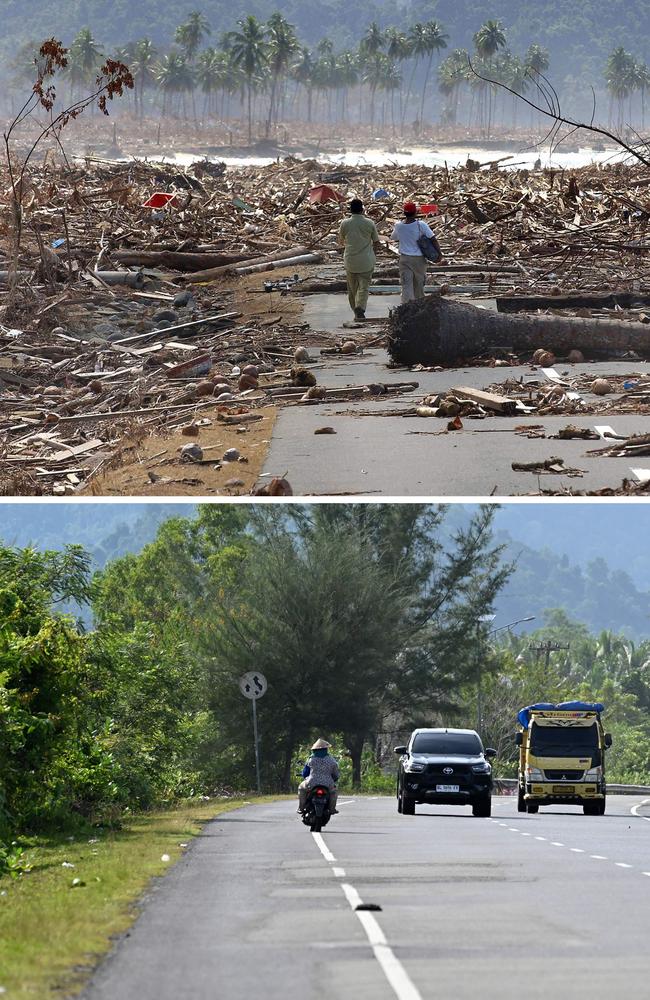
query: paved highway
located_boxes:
[83,795,650,1000]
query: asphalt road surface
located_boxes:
[82,795,650,1000]
[261,292,650,496]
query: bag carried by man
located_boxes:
[416,221,442,263]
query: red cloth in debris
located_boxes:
[308,185,345,204]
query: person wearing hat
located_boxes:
[338,198,382,320]
[298,738,340,814]
[391,201,438,304]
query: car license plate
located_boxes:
[436,784,460,793]
[552,785,575,793]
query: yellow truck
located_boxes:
[516,702,612,815]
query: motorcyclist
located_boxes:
[298,738,340,814]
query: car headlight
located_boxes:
[405,762,425,772]
[526,767,544,781]
[584,766,602,780]
[472,762,491,774]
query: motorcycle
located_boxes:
[301,785,331,832]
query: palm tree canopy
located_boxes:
[473,20,507,61]
[227,15,270,80]
[266,13,299,75]
[175,11,211,61]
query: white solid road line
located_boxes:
[341,883,423,1000]
[631,799,650,822]
[312,832,336,863]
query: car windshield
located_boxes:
[530,722,599,758]
[411,733,482,755]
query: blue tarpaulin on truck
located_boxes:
[517,701,605,729]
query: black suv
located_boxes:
[395,728,496,817]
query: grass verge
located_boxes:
[0,795,285,999]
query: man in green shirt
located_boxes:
[338,199,381,320]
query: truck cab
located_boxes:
[516,701,612,815]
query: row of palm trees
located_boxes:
[12,12,555,139]
[605,47,650,131]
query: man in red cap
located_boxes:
[391,201,438,303]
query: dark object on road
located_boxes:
[394,728,495,817]
[387,291,650,366]
[355,903,382,911]
[300,785,332,833]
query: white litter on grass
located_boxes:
[61,861,75,868]
[161,854,171,863]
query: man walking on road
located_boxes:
[391,201,439,304]
[338,198,381,320]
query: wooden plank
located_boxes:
[48,438,106,461]
[450,385,517,414]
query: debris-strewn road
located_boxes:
[83,796,650,1000]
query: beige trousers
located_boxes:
[346,269,373,312]
[399,254,428,303]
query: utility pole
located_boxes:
[529,639,570,670]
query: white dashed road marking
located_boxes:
[492,799,650,880]
[341,883,423,1000]
[313,820,422,1000]
[312,832,336,863]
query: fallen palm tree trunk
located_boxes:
[388,292,650,366]
[112,250,260,271]
[186,245,311,283]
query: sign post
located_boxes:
[238,671,267,794]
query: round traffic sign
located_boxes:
[239,671,268,700]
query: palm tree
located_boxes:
[438,48,469,124]
[175,11,211,62]
[524,43,549,77]
[131,38,157,118]
[473,19,507,136]
[385,28,410,124]
[605,46,637,130]
[402,23,427,127]
[314,39,337,122]
[226,15,270,142]
[265,13,299,136]
[336,51,359,122]
[197,47,226,116]
[292,47,316,122]
[154,51,195,116]
[66,27,102,99]
[419,21,448,124]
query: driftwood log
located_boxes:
[497,291,650,312]
[387,292,650,366]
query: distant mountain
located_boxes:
[1,502,648,639]
[0,503,195,568]
[493,505,650,593]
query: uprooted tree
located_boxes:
[388,290,650,366]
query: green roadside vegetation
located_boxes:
[0,796,285,1000]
